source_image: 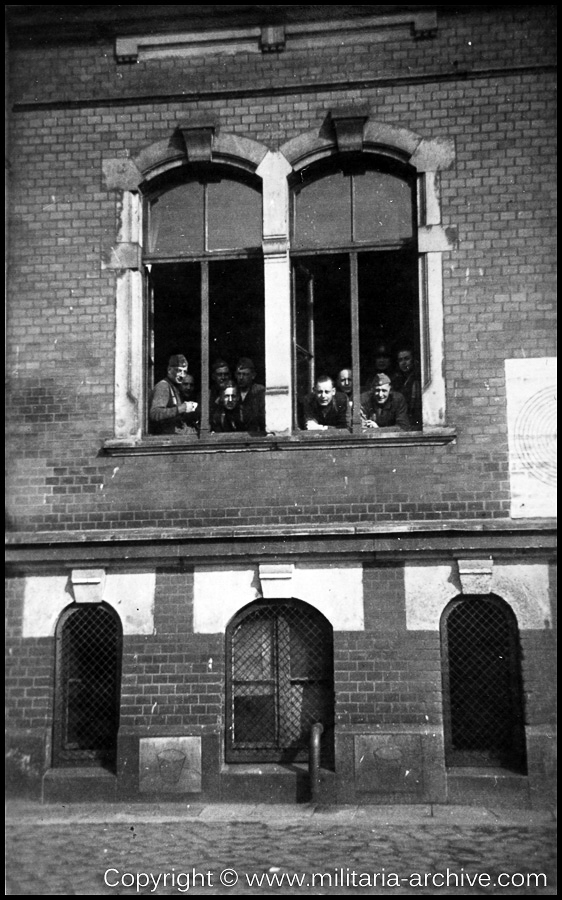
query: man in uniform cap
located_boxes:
[360,372,410,431]
[149,354,199,434]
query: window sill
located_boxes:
[102,428,457,455]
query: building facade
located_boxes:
[5,4,557,807]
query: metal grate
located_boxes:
[54,605,121,770]
[226,601,334,765]
[442,597,527,771]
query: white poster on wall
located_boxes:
[505,357,557,518]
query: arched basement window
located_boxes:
[226,599,334,768]
[53,603,122,772]
[143,164,264,436]
[290,154,420,431]
[440,595,527,773]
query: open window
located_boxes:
[143,163,264,436]
[290,155,420,430]
[105,119,455,450]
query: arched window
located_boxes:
[440,595,527,773]
[53,603,122,772]
[226,599,334,767]
[290,154,419,430]
[143,163,264,436]
[105,120,455,446]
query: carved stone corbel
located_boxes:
[456,558,493,595]
[71,568,106,604]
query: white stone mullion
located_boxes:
[114,190,144,439]
[257,151,293,434]
[417,171,447,428]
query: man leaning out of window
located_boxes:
[361,372,410,431]
[302,375,349,431]
[149,354,199,435]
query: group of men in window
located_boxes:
[149,355,266,436]
[149,340,421,436]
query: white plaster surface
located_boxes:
[404,562,552,630]
[193,568,261,634]
[505,357,557,518]
[22,572,156,637]
[493,563,552,629]
[193,563,364,632]
[404,564,460,631]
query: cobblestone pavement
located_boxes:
[5,802,557,896]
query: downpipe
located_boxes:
[309,722,324,803]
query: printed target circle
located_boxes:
[513,386,557,486]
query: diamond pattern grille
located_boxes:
[445,598,524,766]
[57,606,121,767]
[227,602,334,764]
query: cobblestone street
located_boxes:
[5,802,557,895]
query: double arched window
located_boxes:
[107,118,455,445]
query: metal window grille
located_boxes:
[441,596,527,771]
[226,601,334,766]
[54,604,122,770]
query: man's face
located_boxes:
[315,380,335,406]
[373,383,391,405]
[337,370,352,395]
[397,351,413,374]
[168,364,188,385]
[212,366,231,388]
[222,387,239,409]
[236,367,254,390]
[182,376,196,397]
[375,349,391,371]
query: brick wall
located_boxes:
[7,8,556,109]
[5,637,54,732]
[5,6,556,536]
[335,633,443,727]
[120,569,223,732]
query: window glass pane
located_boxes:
[208,180,262,251]
[233,618,274,681]
[354,171,413,244]
[148,182,204,256]
[293,173,352,248]
[208,258,265,384]
[293,255,350,428]
[151,262,202,387]
[357,249,419,392]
